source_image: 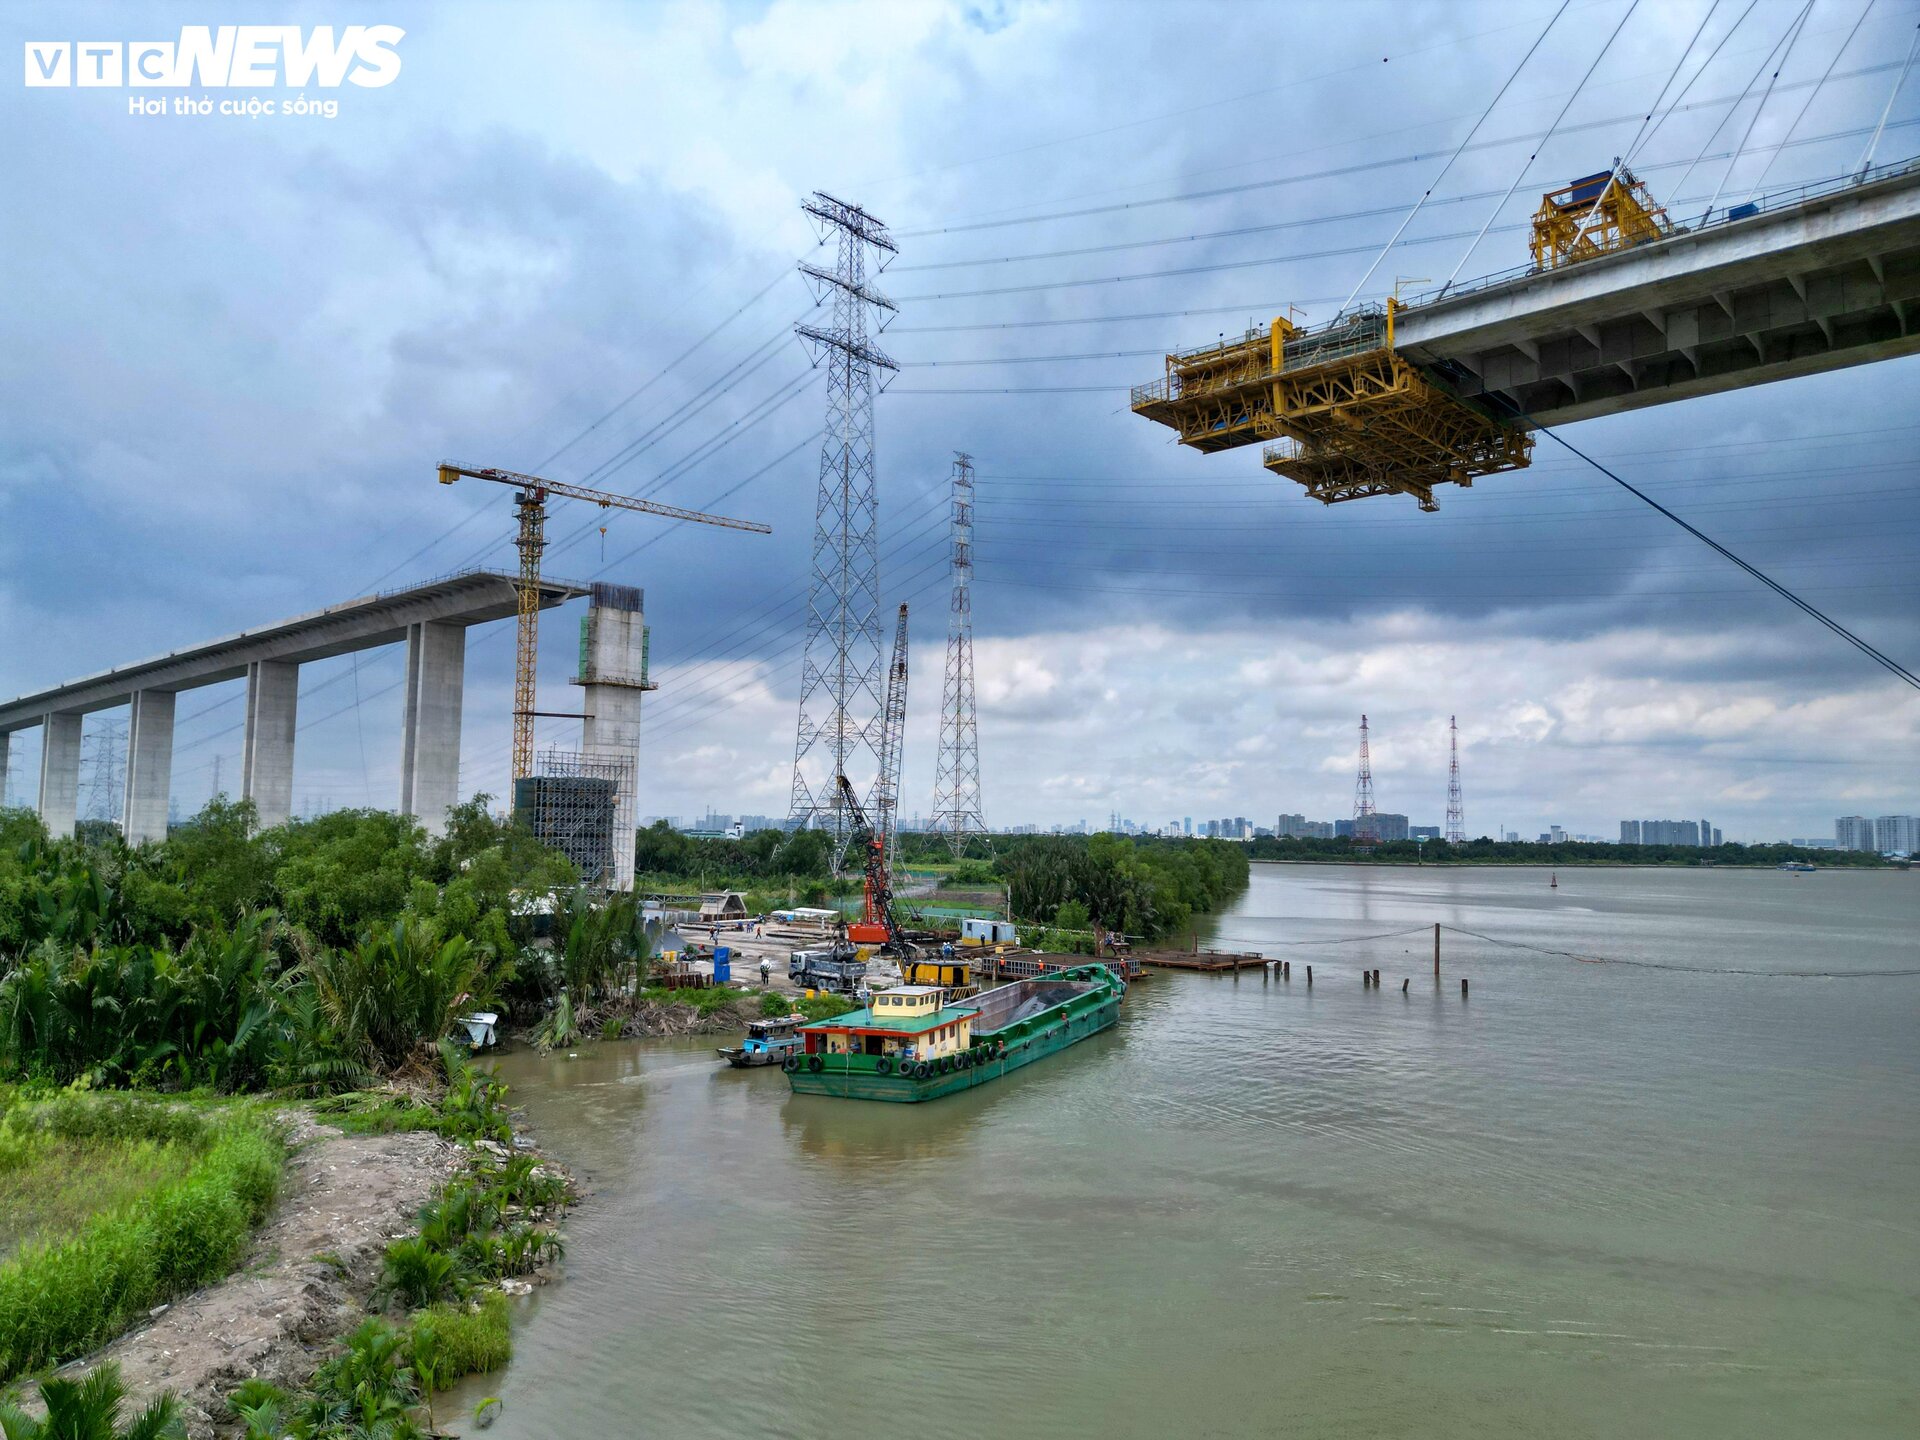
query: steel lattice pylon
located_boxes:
[1445,714,1465,843]
[787,193,898,861]
[1353,713,1378,846]
[932,453,989,856]
[874,602,909,875]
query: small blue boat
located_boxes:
[718,1013,806,1068]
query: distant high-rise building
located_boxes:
[1620,820,1642,845]
[1700,818,1712,849]
[1639,819,1702,845]
[1505,831,1520,843]
[1183,816,1192,836]
[1549,824,1567,844]
[1836,816,1876,851]
[1874,815,1918,853]
[1374,813,1410,842]
[1712,827,1723,847]
[1410,825,1441,841]
[1277,812,1306,837]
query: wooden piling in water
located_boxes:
[1306,965,1312,986]
[1401,977,1409,993]
[1461,977,1469,998]
[1433,923,1440,978]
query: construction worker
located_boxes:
[759,956,772,985]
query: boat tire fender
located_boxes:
[914,1061,931,1079]
[875,1056,891,1076]
[807,1055,824,1073]
[782,1055,800,1073]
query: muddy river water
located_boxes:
[455,863,1918,1437]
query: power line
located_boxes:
[1527,422,1920,689]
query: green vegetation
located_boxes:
[758,989,857,1021]
[0,1092,282,1382]
[792,993,858,1022]
[221,1047,561,1440]
[639,984,744,1018]
[0,1111,198,1259]
[0,798,589,1093]
[993,834,1248,940]
[0,802,594,1432]
[0,1362,185,1439]
[1246,835,1891,867]
[632,821,850,907]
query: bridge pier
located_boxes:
[123,689,175,847]
[37,711,83,839]
[399,620,465,836]
[242,659,298,829]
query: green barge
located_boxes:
[783,964,1125,1102]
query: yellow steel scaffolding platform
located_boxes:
[1529,164,1672,272]
[1129,300,1533,512]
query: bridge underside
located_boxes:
[1427,249,1920,426]
[1397,163,1920,427]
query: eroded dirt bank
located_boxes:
[67,1111,465,1437]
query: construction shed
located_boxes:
[699,891,750,921]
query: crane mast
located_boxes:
[836,772,909,955]
[437,462,770,781]
[874,603,909,874]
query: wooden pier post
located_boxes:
[1283,960,1290,980]
[1461,977,1469,998]
[1306,965,1312,987]
[1433,923,1440,979]
[1401,977,1409,994]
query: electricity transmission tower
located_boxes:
[1352,713,1378,846]
[82,720,127,826]
[874,602,909,873]
[1445,715,1465,843]
[932,453,988,856]
[787,193,898,859]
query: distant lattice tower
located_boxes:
[1353,713,1378,846]
[787,192,898,862]
[1445,715,1465,844]
[932,453,989,856]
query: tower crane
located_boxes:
[436,462,771,781]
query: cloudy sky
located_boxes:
[2,0,1917,842]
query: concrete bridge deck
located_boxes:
[0,570,587,844]
[1395,159,1920,426]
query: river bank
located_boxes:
[54,1110,467,1435]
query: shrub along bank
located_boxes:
[0,1091,282,1382]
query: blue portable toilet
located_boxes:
[712,946,731,983]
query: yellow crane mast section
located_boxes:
[1130,300,1533,512]
[436,462,771,781]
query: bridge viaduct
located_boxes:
[0,571,587,843]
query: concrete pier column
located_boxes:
[399,620,465,835]
[122,689,176,847]
[37,712,83,839]
[241,660,298,829]
[575,583,653,892]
